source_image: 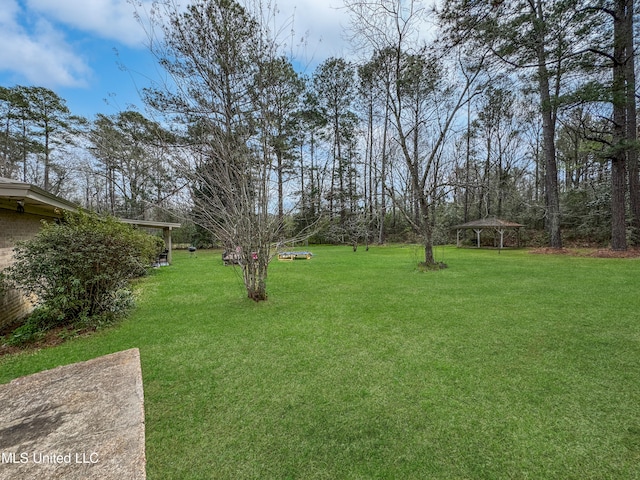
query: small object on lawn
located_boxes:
[188,246,196,256]
[222,250,240,266]
[154,249,169,267]
[223,247,259,265]
[277,251,313,261]
[223,250,258,265]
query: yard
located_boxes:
[1,245,640,479]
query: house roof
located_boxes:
[0,178,181,230]
[454,217,525,229]
[0,177,78,216]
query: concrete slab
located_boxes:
[0,349,146,479]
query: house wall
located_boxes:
[0,209,51,329]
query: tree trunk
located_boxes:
[242,248,268,302]
[481,136,490,218]
[464,97,471,223]
[420,198,435,264]
[44,120,51,192]
[534,1,562,249]
[623,0,640,244]
[277,150,284,224]
[378,100,389,244]
[22,120,28,183]
[299,143,306,220]
[611,156,627,250]
[611,0,628,250]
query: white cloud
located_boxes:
[0,0,92,87]
[275,0,352,67]
[0,0,383,90]
[275,0,439,69]
[0,0,21,25]
[26,0,151,47]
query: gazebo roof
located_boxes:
[454,217,524,229]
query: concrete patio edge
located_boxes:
[0,348,146,480]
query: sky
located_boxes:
[0,0,352,120]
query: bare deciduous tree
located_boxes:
[344,0,485,265]
[143,0,300,301]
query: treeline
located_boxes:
[1,0,637,251]
[0,85,185,221]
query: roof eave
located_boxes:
[118,218,182,230]
[0,182,78,213]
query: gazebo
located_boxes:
[454,218,525,249]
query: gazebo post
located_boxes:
[474,229,482,248]
[453,218,525,249]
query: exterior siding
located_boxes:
[0,209,45,248]
[0,209,52,328]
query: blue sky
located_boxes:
[0,0,350,120]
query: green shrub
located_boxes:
[2,306,61,346]
[3,321,46,346]
[5,211,163,339]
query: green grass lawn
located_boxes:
[2,245,640,479]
